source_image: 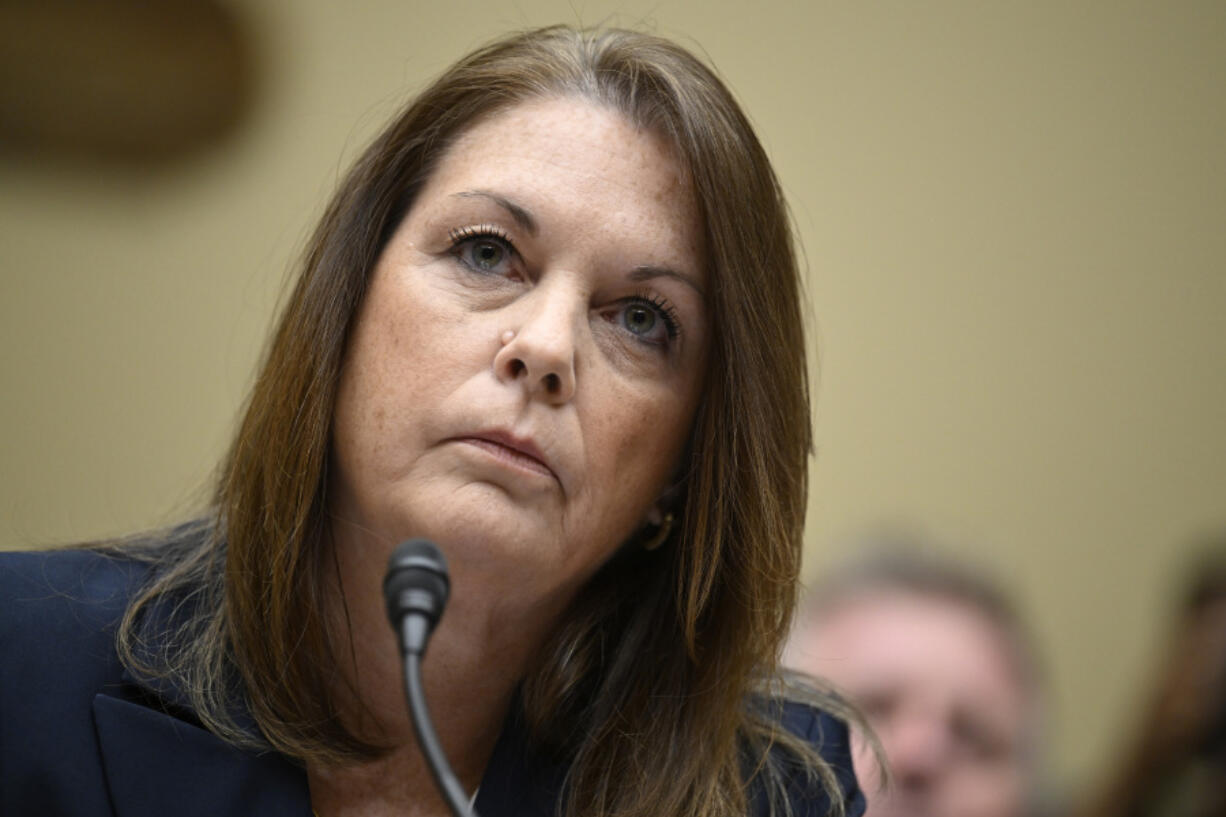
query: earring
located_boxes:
[642,512,674,551]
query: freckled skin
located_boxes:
[784,591,1030,817]
[330,97,708,604]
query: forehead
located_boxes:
[414,96,705,267]
[801,589,1029,712]
[439,95,686,188]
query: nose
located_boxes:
[493,283,580,404]
[884,711,950,793]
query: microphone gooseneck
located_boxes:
[383,539,480,817]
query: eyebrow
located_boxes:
[453,190,538,235]
[630,265,706,299]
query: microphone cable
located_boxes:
[384,539,480,817]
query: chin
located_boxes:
[398,485,560,559]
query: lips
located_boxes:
[451,429,559,483]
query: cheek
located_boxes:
[947,766,1026,817]
[573,378,696,541]
[353,275,492,393]
[590,379,694,476]
[333,279,477,472]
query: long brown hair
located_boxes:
[115,26,842,817]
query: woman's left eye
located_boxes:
[609,296,680,346]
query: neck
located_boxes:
[307,525,573,813]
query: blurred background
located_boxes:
[2,0,1223,807]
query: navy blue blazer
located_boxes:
[1,549,864,817]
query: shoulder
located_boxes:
[779,699,861,784]
[1,547,312,815]
[0,548,147,692]
[759,699,867,817]
[0,547,147,639]
[0,548,153,720]
[0,549,150,814]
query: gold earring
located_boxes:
[642,512,674,551]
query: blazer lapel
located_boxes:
[473,705,567,817]
[93,693,310,817]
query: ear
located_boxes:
[646,478,685,527]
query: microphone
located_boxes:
[385,538,450,655]
[383,539,480,817]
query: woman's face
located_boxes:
[330,96,708,604]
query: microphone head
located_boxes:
[383,539,450,654]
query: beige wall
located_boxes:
[3,0,1224,797]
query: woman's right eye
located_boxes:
[448,227,520,279]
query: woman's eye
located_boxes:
[623,304,658,336]
[610,297,679,347]
[468,239,504,270]
[449,229,518,277]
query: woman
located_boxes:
[0,26,863,817]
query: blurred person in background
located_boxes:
[1078,535,1226,817]
[784,539,1048,817]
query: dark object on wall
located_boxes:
[0,0,254,162]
